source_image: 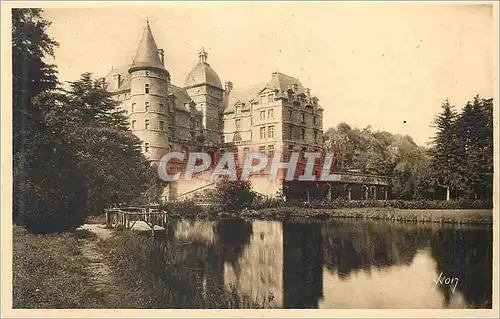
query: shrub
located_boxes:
[212,179,256,212]
[15,138,87,234]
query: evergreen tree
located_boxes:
[429,99,460,200]
[12,8,58,156]
[12,9,87,231]
[46,73,157,214]
[457,96,494,201]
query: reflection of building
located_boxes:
[223,220,323,308]
[224,220,284,307]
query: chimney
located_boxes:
[225,81,233,93]
[158,48,164,66]
[114,74,121,88]
[271,69,279,77]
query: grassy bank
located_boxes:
[12,226,102,308]
[239,207,493,225]
[160,201,493,225]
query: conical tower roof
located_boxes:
[129,21,165,72]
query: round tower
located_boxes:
[128,21,170,163]
[184,48,224,145]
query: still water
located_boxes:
[149,218,492,309]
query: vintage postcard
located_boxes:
[1,1,498,318]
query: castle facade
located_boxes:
[104,21,324,200]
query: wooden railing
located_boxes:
[105,208,169,234]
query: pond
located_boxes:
[148,218,492,309]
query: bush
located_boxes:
[159,200,204,217]
[14,138,87,234]
[212,180,256,212]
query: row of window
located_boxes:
[288,110,318,125]
[259,93,275,104]
[259,126,274,139]
[243,145,275,158]
[130,102,168,113]
[131,119,165,131]
[286,126,320,141]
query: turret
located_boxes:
[128,21,170,162]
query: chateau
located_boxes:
[104,21,325,200]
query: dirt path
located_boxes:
[77,224,120,307]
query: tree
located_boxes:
[429,99,460,200]
[456,96,493,201]
[12,8,58,156]
[213,179,255,212]
[47,73,157,214]
[12,9,81,230]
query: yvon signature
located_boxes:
[433,272,459,293]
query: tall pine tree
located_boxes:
[430,99,460,200]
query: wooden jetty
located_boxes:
[105,207,169,235]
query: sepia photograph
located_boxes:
[1,1,498,317]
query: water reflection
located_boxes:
[151,218,492,309]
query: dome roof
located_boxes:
[184,48,223,89]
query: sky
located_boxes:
[41,2,496,146]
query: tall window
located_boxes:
[145,119,150,130]
[260,95,265,104]
[235,119,240,129]
[131,120,136,129]
[144,83,150,94]
[159,120,164,131]
[268,126,274,138]
[301,128,305,140]
[259,146,266,153]
[236,106,241,115]
[260,127,266,139]
[268,145,275,158]
[159,103,165,113]
[313,115,317,125]
[301,112,305,123]
[145,102,150,112]
[267,94,274,103]
[268,109,274,119]
[260,110,265,120]
[145,143,150,153]
[289,109,293,119]
[131,103,136,113]
[314,130,318,142]
[288,144,294,154]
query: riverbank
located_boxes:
[162,202,493,225]
[239,207,493,225]
[12,224,265,309]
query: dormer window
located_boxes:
[144,83,150,94]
